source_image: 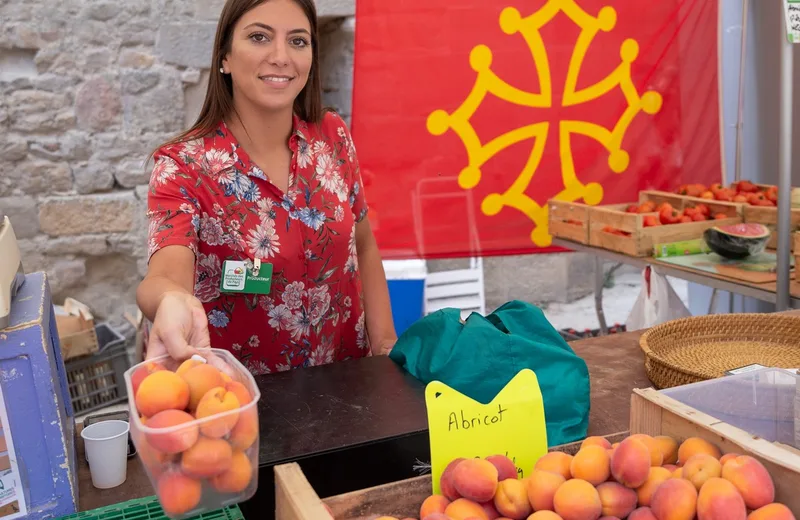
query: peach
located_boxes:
[722,455,775,510]
[452,458,499,504]
[582,436,612,450]
[598,518,620,520]
[494,478,531,519]
[135,370,190,417]
[487,454,518,481]
[527,513,563,520]
[525,469,565,512]
[636,466,671,506]
[596,482,637,519]
[131,361,166,397]
[180,436,233,478]
[628,507,658,520]
[653,435,679,465]
[421,515,451,520]
[181,363,226,411]
[678,437,721,465]
[444,497,490,520]
[441,458,466,501]
[628,434,663,466]
[195,386,241,438]
[650,478,698,520]
[682,453,722,491]
[720,452,740,466]
[420,494,451,518]
[534,452,573,480]
[610,437,651,488]
[176,358,204,376]
[209,450,252,494]
[570,446,611,486]
[157,472,201,516]
[697,477,747,520]
[552,479,602,520]
[747,503,797,520]
[145,409,199,454]
[480,500,501,519]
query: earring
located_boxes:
[219,67,225,74]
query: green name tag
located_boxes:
[220,260,273,294]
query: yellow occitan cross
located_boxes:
[426,0,663,247]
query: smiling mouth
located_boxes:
[259,75,294,84]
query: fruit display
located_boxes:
[373,434,796,520]
[703,223,771,259]
[675,181,778,206]
[598,201,728,238]
[124,351,260,518]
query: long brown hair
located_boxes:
[152,0,322,155]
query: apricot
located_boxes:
[650,477,698,520]
[628,434,663,466]
[610,437,650,488]
[671,466,683,479]
[582,436,612,450]
[570,446,610,486]
[441,458,465,501]
[480,500,501,519]
[487,454,518,481]
[157,472,201,516]
[534,452,573,480]
[598,517,620,520]
[180,436,233,478]
[131,361,166,396]
[209,450,252,494]
[494,478,531,519]
[653,435,679,465]
[662,464,678,472]
[697,477,747,520]
[678,437,721,465]
[628,507,658,520]
[636,466,671,506]
[682,453,722,491]
[720,452,739,466]
[552,479,602,520]
[747,503,797,520]
[421,515,452,520]
[525,469,565,512]
[226,382,258,450]
[145,409,199,454]
[452,458,499,503]
[596,482,637,519]
[444,497,489,520]
[721,455,775,510]
[135,370,190,417]
[420,494,450,518]
[195,386,241,438]
[176,358,204,376]
[527,513,563,520]
[181,363,226,411]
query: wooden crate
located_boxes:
[274,433,629,520]
[588,195,742,257]
[743,206,800,251]
[548,200,591,244]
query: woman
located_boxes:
[136,0,397,375]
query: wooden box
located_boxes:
[588,193,742,257]
[547,200,591,244]
[275,388,800,519]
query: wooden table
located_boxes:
[77,328,653,513]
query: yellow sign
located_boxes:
[425,368,548,494]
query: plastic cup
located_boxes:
[81,420,130,489]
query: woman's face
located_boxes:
[222,0,313,115]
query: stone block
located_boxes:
[118,50,155,69]
[50,258,88,293]
[123,68,183,134]
[0,48,37,82]
[39,192,137,236]
[1,136,28,161]
[194,0,226,20]
[0,160,72,196]
[121,70,160,94]
[115,159,150,188]
[317,0,356,17]
[72,162,115,194]
[0,196,39,238]
[83,2,117,21]
[7,89,75,132]
[75,77,123,131]
[45,235,110,256]
[28,131,92,162]
[156,22,216,69]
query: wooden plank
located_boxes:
[274,463,333,520]
[548,200,591,244]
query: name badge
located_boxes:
[220,259,273,294]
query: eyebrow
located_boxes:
[243,22,311,36]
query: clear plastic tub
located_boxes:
[661,367,800,449]
[123,349,261,519]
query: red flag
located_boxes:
[351,0,723,259]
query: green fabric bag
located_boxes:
[389,300,591,447]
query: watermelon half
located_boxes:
[703,223,771,259]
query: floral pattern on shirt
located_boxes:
[146,111,371,375]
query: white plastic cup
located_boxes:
[81,420,130,489]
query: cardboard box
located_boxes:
[54,298,98,361]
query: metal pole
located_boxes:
[776,17,793,311]
[734,0,750,183]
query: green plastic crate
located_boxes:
[57,496,245,520]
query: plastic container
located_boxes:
[661,367,800,449]
[383,259,427,336]
[81,419,130,489]
[123,349,261,519]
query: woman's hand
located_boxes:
[146,291,211,362]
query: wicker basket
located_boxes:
[639,313,800,389]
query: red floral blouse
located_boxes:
[146,111,371,375]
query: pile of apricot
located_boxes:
[130,358,258,516]
[375,434,795,520]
